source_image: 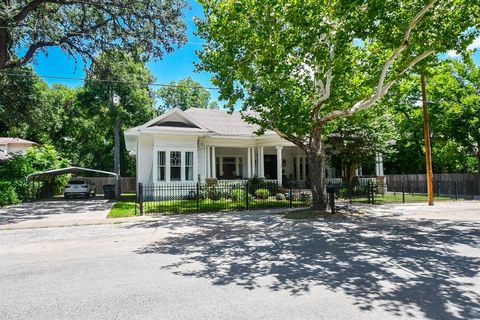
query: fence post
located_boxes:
[472,180,475,200]
[138,183,143,215]
[402,181,405,204]
[245,182,249,210]
[289,184,293,208]
[367,181,371,204]
[196,182,200,213]
[455,181,458,201]
[371,182,375,204]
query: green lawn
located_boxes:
[108,202,139,218]
[348,193,453,204]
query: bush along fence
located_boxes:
[137,180,312,215]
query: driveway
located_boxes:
[1,210,479,319]
[0,198,113,229]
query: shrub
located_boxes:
[231,189,246,201]
[275,193,286,201]
[0,181,20,207]
[207,188,222,200]
[255,188,270,200]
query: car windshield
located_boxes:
[69,181,86,185]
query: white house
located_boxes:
[0,137,38,161]
[125,108,339,189]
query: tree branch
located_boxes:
[318,0,438,124]
[319,50,435,124]
[273,128,307,150]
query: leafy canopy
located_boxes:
[157,77,218,112]
[0,0,187,70]
[197,0,479,147]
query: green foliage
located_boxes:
[0,0,187,70]
[255,188,270,200]
[79,50,157,176]
[0,145,69,205]
[0,67,55,141]
[231,189,246,201]
[0,181,20,207]
[197,0,479,208]
[157,77,218,112]
[384,56,480,173]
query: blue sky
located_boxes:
[30,0,220,100]
[27,1,480,106]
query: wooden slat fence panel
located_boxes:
[385,173,480,197]
[89,177,136,194]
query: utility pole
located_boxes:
[421,73,434,206]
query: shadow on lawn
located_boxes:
[133,214,480,319]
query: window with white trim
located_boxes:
[185,151,194,181]
[170,151,182,181]
[157,151,166,181]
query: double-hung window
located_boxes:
[155,149,195,183]
[157,151,166,181]
[170,151,182,181]
[185,152,194,181]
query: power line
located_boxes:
[0,71,220,90]
[2,0,185,14]
[0,26,205,45]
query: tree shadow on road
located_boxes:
[134,213,480,319]
[0,199,112,225]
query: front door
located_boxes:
[263,155,277,179]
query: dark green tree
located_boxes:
[81,50,156,181]
[0,0,187,70]
[157,77,218,112]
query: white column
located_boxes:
[251,147,256,177]
[276,146,283,187]
[206,146,210,178]
[247,147,252,178]
[211,146,216,178]
[375,152,384,176]
[261,147,265,177]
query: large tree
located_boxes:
[0,0,187,70]
[157,77,218,112]
[197,0,479,210]
[81,50,156,185]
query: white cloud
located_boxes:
[447,50,461,58]
[467,36,480,51]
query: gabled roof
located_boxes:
[184,108,261,136]
[125,107,265,137]
[0,137,38,145]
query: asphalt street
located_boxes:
[1,210,480,319]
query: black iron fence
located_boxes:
[137,181,312,215]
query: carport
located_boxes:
[26,167,120,201]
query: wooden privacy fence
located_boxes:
[386,173,480,198]
[89,177,136,194]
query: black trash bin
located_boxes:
[103,184,116,199]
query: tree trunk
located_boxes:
[308,126,327,211]
[113,117,122,199]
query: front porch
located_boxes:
[201,145,325,187]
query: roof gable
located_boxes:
[140,108,206,130]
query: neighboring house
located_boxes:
[0,138,38,160]
[125,108,339,188]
